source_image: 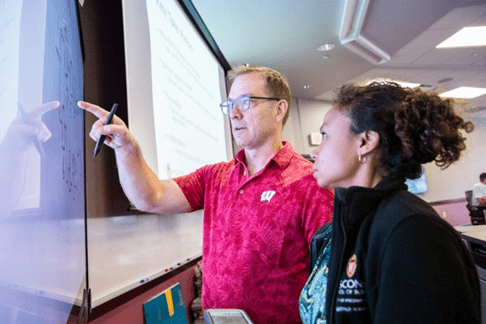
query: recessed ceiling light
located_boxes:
[439,87,486,99]
[317,43,335,51]
[304,85,312,89]
[436,26,486,48]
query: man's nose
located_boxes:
[230,105,242,119]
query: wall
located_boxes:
[431,201,471,226]
[283,98,486,204]
[420,117,486,202]
[283,98,333,155]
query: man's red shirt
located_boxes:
[174,142,333,323]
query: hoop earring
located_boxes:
[358,154,367,164]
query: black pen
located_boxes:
[18,103,45,158]
[93,103,118,158]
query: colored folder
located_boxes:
[143,283,188,324]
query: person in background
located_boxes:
[299,81,480,324]
[79,65,334,324]
[473,172,486,206]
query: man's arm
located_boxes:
[78,101,191,214]
[477,196,486,206]
[473,184,486,206]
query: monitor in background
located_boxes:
[122,0,233,180]
[405,170,428,195]
[0,0,86,322]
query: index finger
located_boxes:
[77,101,111,120]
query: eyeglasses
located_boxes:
[220,95,280,115]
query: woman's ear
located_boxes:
[359,130,380,155]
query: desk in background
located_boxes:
[456,225,486,324]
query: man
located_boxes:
[79,65,333,323]
[473,173,486,206]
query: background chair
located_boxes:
[466,190,486,225]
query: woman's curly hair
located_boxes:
[334,82,474,179]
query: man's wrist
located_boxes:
[115,139,141,159]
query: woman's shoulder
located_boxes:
[375,190,437,222]
[368,190,464,251]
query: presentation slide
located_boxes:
[122,0,231,180]
[0,0,85,322]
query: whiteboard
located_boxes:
[0,0,86,322]
[87,213,203,307]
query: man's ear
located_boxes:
[358,130,380,155]
[275,100,288,124]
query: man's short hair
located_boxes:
[227,65,291,127]
[480,173,486,182]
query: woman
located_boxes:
[299,82,480,324]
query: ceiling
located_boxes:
[191,0,486,117]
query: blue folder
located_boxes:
[143,282,188,324]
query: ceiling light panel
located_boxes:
[436,26,486,48]
[439,87,486,99]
